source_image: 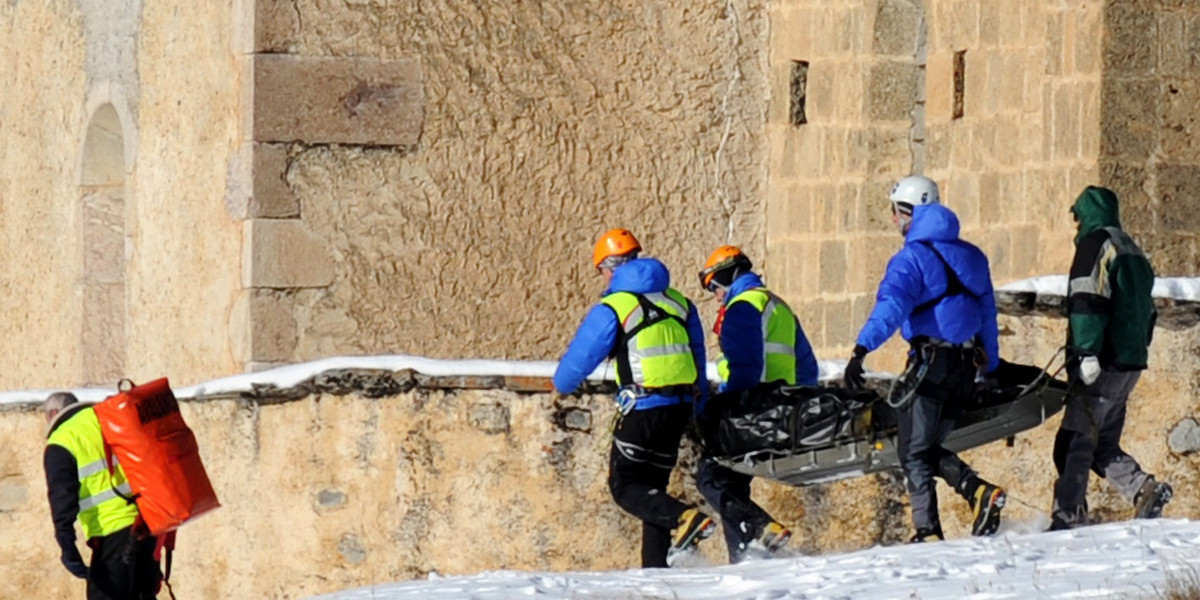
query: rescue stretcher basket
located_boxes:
[705,360,1069,487]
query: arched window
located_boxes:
[79,104,127,385]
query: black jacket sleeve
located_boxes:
[44,445,81,554]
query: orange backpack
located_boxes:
[93,378,220,536]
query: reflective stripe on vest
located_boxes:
[721,288,799,384]
[46,407,139,539]
[601,289,699,388]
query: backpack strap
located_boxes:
[911,242,979,317]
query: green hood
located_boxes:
[1072,186,1121,243]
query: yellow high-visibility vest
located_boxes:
[46,407,139,540]
[601,289,698,388]
[717,288,798,385]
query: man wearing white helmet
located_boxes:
[844,174,1007,542]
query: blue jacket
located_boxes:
[855,204,1000,372]
[553,258,708,410]
[720,273,819,394]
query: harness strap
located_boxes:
[611,293,688,386]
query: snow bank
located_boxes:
[308,519,1200,600]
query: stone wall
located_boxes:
[766,0,1101,373]
[241,1,771,368]
[2,314,1197,598]
[1100,0,1200,276]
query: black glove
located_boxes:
[61,546,88,579]
[844,345,868,390]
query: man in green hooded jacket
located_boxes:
[1051,185,1172,530]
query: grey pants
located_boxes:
[1052,369,1150,526]
[898,392,978,532]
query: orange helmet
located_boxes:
[699,245,752,291]
[592,228,642,269]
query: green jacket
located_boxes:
[1067,186,1156,370]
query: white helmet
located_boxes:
[889,175,940,213]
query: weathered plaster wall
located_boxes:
[1100,0,1200,276]
[0,2,89,386]
[243,1,770,367]
[0,1,245,389]
[129,0,244,386]
[766,0,1101,373]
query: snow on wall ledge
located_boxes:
[998,275,1200,330]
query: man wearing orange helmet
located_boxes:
[553,228,714,568]
[696,245,818,561]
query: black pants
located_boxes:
[695,456,773,562]
[608,402,692,568]
[87,526,161,600]
[897,344,980,532]
[1052,370,1148,527]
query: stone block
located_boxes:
[468,401,510,434]
[823,297,856,349]
[819,239,848,295]
[256,0,301,53]
[867,61,918,122]
[1103,4,1157,77]
[1008,226,1042,279]
[250,142,300,218]
[979,1,1001,47]
[926,51,955,122]
[1098,161,1151,228]
[1100,78,1157,161]
[946,173,981,228]
[925,124,953,171]
[253,55,424,146]
[1044,12,1065,77]
[244,219,336,289]
[979,173,1004,225]
[993,118,1020,168]
[998,51,1028,114]
[1051,84,1080,161]
[1154,163,1200,233]
[1159,80,1200,159]
[949,0,980,49]
[1189,14,1200,73]
[866,128,911,176]
[249,289,297,362]
[963,50,987,119]
[983,229,1012,281]
[1159,11,1188,77]
[873,0,923,57]
[1075,5,1103,75]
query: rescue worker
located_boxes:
[695,245,818,561]
[843,175,1007,542]
[43,392,162,599]
[552,228,715,567]
[1050,186,1172,530]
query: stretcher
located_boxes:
[706,360,1069,487]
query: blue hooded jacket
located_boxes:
[553,258,708,410]
[855,204,1000,372]
[720,272,819,394]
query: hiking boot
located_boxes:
[909,526,945,543]
[1134,478,1173,519]
[670,508,715,554]
[757,521,792,553]
[970,482,1006,537]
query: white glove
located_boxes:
[1079,356,1101,385]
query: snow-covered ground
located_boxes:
[309,519,1200,600]
[1000,276,1200,301]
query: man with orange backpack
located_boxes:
[43,392,162,599]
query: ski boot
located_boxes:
[666,508,715,566]
[909,525,945,543]
[969,481,1006,536]
[1134,478,1173,519]
[756,521,792,553]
